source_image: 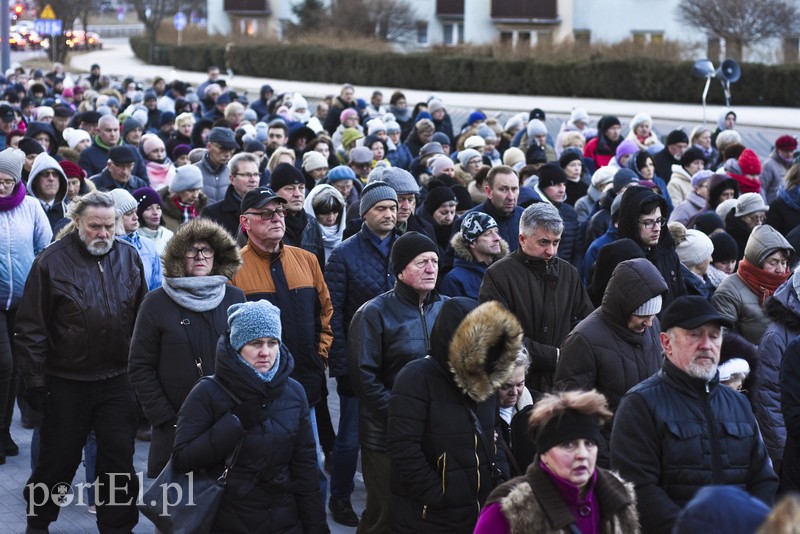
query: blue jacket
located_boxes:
[457,199,523,253]
[324,225,397,377]
[583,225,618,284]
[386,143,413,171]
[439,233,508,300]
[0,195,52,309]
[120,233,162,291]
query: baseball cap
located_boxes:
[240,186,287,213]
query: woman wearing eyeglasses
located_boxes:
[0,148,52,464]
[712,224,794,345]
[128,217,245,477]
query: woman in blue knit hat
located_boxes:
[172,299,327,533]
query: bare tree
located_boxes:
[39,0,84,62]
[676,0,799,60]
[130,0,177,63]
[330,0,416,41]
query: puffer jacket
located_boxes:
[0,192,51,309]
[388,299,523,533]
[27,152,68,231]
[480,249,594,394]
[532,184,584,270]
[617,186,686,311]
[610,360,778,534]
[172,336,328,534]
[781,338,800,492]
[766,186,800,238]
[667,165,692,207]
[16,232,147,388]
[479,463,639,534]
[193,153,231,203]
[202,184,242,238]
[439,231,508,299]
[129,219,245,476]
[349,281,448,452]
[761,150,792,205]
[324,225,397,378]
[756,280,800,469]
[555,258,667,412]
[231,242,333,407]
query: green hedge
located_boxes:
[130,37,800,107]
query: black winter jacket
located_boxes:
[16,232,147,388]
[173,336,328,533]
[780,337,800,492]
[611,360,778,534]
[324,226,397,378]
[202,185,242,238]
[348,281,447,452]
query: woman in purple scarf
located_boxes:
[0,148,52,463]
[475,390,640,533]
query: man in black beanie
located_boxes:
[533,162,584,270]
[349,231,449,534]
[654,129,689,185]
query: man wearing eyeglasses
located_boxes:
[231,185,333,501]
[27,152,69,232]
[616,185,687,311]
[194,126,236,203]
[90,145,148,194]
[202,152,261,237]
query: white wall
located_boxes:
[463,0,494,44]
[572,0,697,42]
[206,0,232,35]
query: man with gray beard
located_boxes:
[610,296,777,534]
[16,190,147,533]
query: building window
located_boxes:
[574,30,590,47]
[416,21,428,45]
[443,22,463,45]
[632,30,665,45]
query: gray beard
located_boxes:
[687,362,717,382]
[78,227,114,256]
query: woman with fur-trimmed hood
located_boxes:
[475,390,639,534]
[387,298,524,533]
[128,218,246,477]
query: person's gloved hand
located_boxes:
[336,375,355,397]
[232,399,267,430]
[24,387,48,412]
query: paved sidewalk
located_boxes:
[0,377,363,533]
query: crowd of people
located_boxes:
[1,59,800,533]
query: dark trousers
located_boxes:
[357,447,391,534]
[0,309,17,435]
[24,374,139,533]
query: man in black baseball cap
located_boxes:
[610,294,777,533]
[240,185,286,213]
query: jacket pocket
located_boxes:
[721,422,755,467]
[664,421,705,466]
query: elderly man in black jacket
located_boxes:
[610,296,778,534]
[17,191,148,533]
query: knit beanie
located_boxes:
[476,124,497,142]
[341,127,364,148]
[59,160,86,182]
[385,120,401,134]
[270,162,305,191]
[570,108,589,125]
[122,117,143,139]
[710,232,738,263]
[676,229,714,267]
[559,148,582,169]
[693,212,724,236]
[349,146,373,164]
[133,187,162,219]
[537,163,568,189]
[63,127,91,150]
[18,138,45,157]
[159,111,176,128]
[613,168,640,193]
[359,180,397,217]
[110,188,138,216]
[376,167,419,195]
[142,134,165,156]
[458,148,482,169]
[172,144,192,160]
[633,295,662,316]
[776,135,798,152]
[467,111,486,125]
[340,108,359,125]
[464,135,485,150]
[429,155,454,177]
[424,184,457,215]
[461,211,498,244]
[302,151,328,172]
[615,140,639,162]
[451,184,473,211]
[36,106,54,121]
[591,166,617,191]
[503,147,525,168]
[526,144,547,165]
[327,165,357,184]
[228,300,282,351]
[169,164,203,194]
[666,129,689,146]
[691,169,714,189]
[420,142,445,159]
[629,112,652,132]
[366,118,386,136]
[680,147,706,168]
[527,119,548,139]
[738,148,762,175]
[391,231,438,275]
[244,140,265,154]
[428,98,445,114]
[0,148,24,182]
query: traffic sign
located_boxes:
[39,4,56,19]
[173,12,187,32]
[34,19,62,36]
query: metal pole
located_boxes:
[701,77,711,126]
[1,0,10,73]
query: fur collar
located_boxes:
[449,232,509,263]
[161,217,242,278]
[448,301,523,402]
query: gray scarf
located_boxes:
[162,275,229,312]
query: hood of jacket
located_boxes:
[743,224,793,266]
[214,332,294,401]
[617,185,672,250]
[303,183,347,238]
[430,298,523,403]
[162,217,242,278]
[765,278,800,328]
[28,151,68,203]
[25,121,58,156]
[670,164,692,183]
[449,231,509,263]
[601,257,668,325]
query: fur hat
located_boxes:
[738,148,762,175]
[391,231,437,275]
[359,180,397,217]
[629,112,652,132]
[228,300,281,351]
[169,164,203,194]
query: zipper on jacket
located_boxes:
[437,452,447,496]
[473,433,481,514]
[702,383,724,482]
[420,302,430,353]
[422,504,427,519]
